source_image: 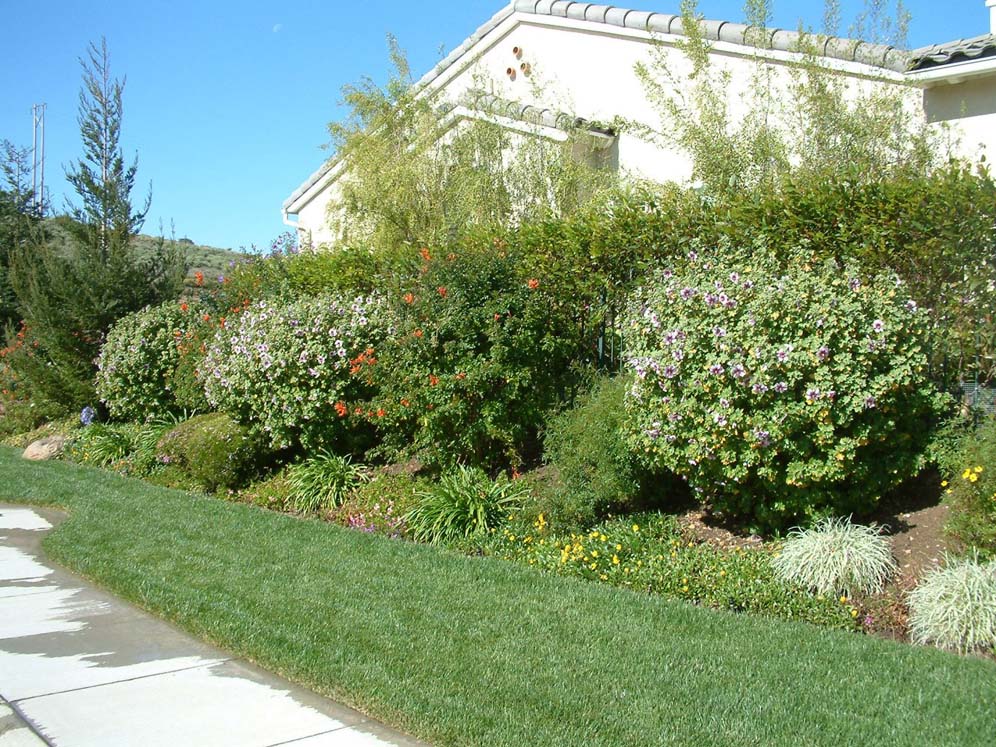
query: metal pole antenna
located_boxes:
[31,103,46,215]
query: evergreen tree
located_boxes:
[0,140,39,329]
[8,38,185,413]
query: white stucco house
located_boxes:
[283,0,996,247]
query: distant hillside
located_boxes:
[41,216,246,280]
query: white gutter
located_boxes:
[907,55,996,86]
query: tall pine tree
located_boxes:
[9,38,185,413]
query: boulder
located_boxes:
[23,435,67,461]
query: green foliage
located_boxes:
[370,245,581,469]
[69,423,137,467]
[331,470,425,537]
[0,140,40,329]
[324,37,612,254]
[156,413,266,492]
[96,300,210,421]
[232,469,295,510]
[718,166,996,382]
[624,247,948,530]
[287,451,368,514]
[907,554,996,654]
[772,516,897,596]
[68,417,175,476]
[405,465,528,545]
[634,0,787,197]
[202,293,385,451]
[941,419,996,559]
[284,245,382,297]
[0,396,68,444]
[542,376,678,530]
[484,512,858,630]
[7,40,185,413]
[634,0,939,198]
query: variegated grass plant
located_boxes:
[773,516,897,597]
[908,555,996,654]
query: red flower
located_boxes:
[419,247,431,262]
[455,372,466,380]
[437,286,448,298]
[376,408,386,418]
[414,328,424,338]
[429,374,439,386]
[202,314,211,322]
[334,402,348,417]
[180,302,189,312]
[400,398,410,407]
[194,271,204,286]
[527,278,539,290]
[403,292,415,304]
[493,313,501,321]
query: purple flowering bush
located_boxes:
[96,301,208,421]
[201,294,385,451]
[624,248,949,529]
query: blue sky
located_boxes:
[0,1,988,251]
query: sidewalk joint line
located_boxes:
[13,658,232,703]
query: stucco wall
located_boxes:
[923,77,996,163]
[287,9,990,244]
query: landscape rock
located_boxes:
[23,435,67,461]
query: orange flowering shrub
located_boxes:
[368,245,578,470]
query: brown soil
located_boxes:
[681,476,956,643]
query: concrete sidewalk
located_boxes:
[0,505,429,747]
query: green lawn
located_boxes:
[2,448,992,746]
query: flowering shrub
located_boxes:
[201,294,385,451]
[941,418,996,559]
[624,248,948,530]
[480,512,858,630]
[369,245,579,469]
[96,301,210,421]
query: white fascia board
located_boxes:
[907,56,996,86]
[283,158,347,215]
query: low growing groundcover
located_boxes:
[2,449,992,747]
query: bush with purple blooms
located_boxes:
[201,294,385,452]
[623,247,949,530]
[96,301,209,421]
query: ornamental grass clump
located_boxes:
[772,516,897,597]
[201,293,385,451]
[624,246,948,530]
[287,451,368,514]
[908,555,996,654]
[406,465,528,545]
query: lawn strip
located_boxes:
[2,448,993,747]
